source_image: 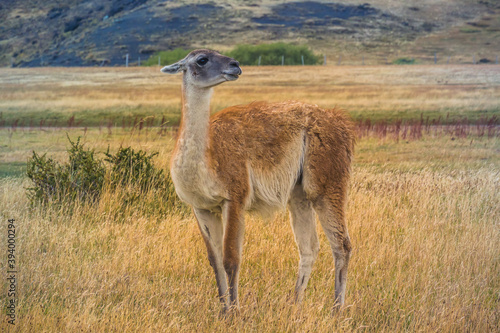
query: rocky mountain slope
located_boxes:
[1,0,499,66]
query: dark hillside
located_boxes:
[0,0,498,67]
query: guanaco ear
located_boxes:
[161,59,186,74]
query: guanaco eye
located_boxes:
[196,57,209,66]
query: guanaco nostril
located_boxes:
[229,61,242,75]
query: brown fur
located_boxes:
[208,101,355,202]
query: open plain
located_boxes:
[1,65,499,127]
[0,65,499,331]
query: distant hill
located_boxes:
[1,0,499,67]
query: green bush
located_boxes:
[142,48,192,66]
[393,57,416,65]
[227,43,321,66]
[27,136,105,204]
[143,44,321,66]
[104,146,188,216]
[26,152,64,203]
[104,147,163,192]
[26,136,188,215]
[459,27,481,33]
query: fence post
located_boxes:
[434,52,437,64]
[126,54,129,67]
[138,56,141,66]
[324,55,327,65]
[281,55,284,66]
[11,57,14,68]
[258,55,261,66]
[158,56,161,66]
[301,55,304,66]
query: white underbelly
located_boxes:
[246,145,304,215]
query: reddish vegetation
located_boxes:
[356,115,499,141]
[4,114,498,142]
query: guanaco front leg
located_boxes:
[222,201,245,311]
[194,208,230,310]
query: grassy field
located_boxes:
[0,66,499,331]
[1,65,499,128]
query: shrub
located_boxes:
[227,43,321,66]
[104,147,163,192]
[27,136,105,204]
[104,146,188,216]
[26,136,188,215]
[26,152,64,204]
[142,48,192,66]
[459,27,481,33]
[393,57,416,65]
[143,44,321,66]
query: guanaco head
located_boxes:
[161,49,242,88]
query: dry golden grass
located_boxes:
[1,64,499,331]
[0,128,499,332]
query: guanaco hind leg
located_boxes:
[312,196,352,308]
[288,184,320,303]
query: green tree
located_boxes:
[227,43,321,66]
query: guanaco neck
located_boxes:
[172,76,213,170]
